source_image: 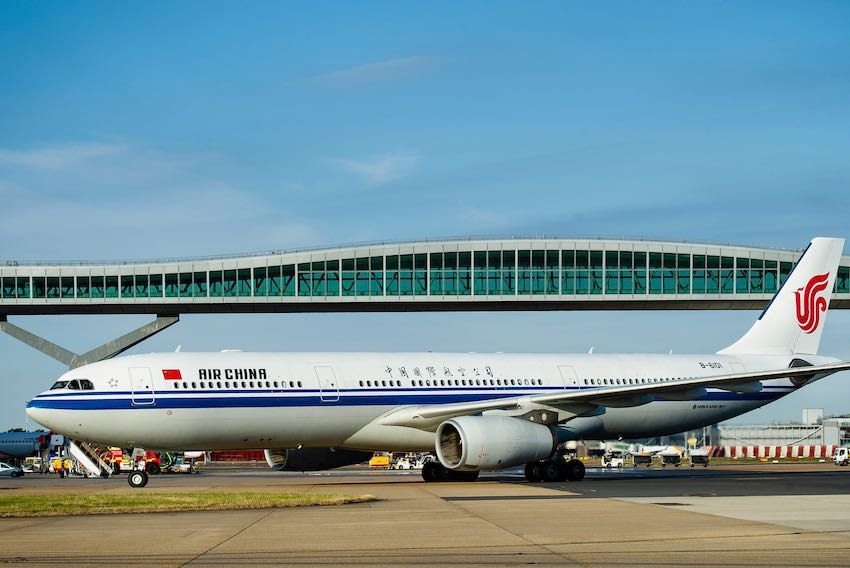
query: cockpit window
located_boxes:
[79,380,94,390]
[66,380,81,390]
[50,381,69,390]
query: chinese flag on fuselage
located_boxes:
[162,369,183,380]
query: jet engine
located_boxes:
[264,447,372,471]
[435,415,556,471]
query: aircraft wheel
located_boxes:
[524,463,542,482]
[542,461,564,482]
[422,461,441,482]
[128,470,148,488]
[564,459,585,482]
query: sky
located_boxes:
[1,2,849,431]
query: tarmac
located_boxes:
[1,464,849,567]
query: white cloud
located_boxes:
[306,56,438,88]
[0,142,126,170]
[331,153,420,185]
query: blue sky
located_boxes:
[1,2,849,430]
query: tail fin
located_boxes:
[718,237,845,356]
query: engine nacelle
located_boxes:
[264,448,372,471]
[436,416,556,471]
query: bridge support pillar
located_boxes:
[0,314,179,369]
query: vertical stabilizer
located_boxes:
[718,237,845,356]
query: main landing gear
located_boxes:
[524,457,585,483]
[421,461,480,482]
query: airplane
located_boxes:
[25,237,850,488]
[0,431,49,461]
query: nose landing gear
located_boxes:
[128,470,148,488]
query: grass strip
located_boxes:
[0,491,377,517]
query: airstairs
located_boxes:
[68,440,111,478]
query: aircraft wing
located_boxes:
[378,361,850,430]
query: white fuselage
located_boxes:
[26,351,833,452]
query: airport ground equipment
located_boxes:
[633,454,652,467]
[660,449,682,467]
[835,447,849,466]
[0,462,24,477]
[601,450,626,468]
[68,440,111,478]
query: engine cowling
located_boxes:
[436,416,556,471]
[264,448,372,471]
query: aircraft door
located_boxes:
[314,366,340,402]
[129,367,156,406]
[557,365,578,388]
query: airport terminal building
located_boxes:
[2,237,849,315]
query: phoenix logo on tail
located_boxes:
[795,273,830,334]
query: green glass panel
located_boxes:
[780,262,793,285]
[606,269,618,294]
[298,270,311,296]
[222,270,237,297]
[134,275,148,298]
[386,271,399,295]
[355,271,369,295]
[619,251,632,269]
[458,252,471,269]
[720,269,734,294]
[677,270,690,294]
[649,253,662,269]
[678,254,690,269]
[764,270,778,293]
[371,257,383,271]
[634,269,647,294]
[518,250,530,269]
[546,250,559,269]
[414,270,427,295]
[721,256,734,269]
[414,254,427,270]
[311,261,325,272]
[445,269,457,295]
[735,269,748,293]
[32,277,46,299]
[179,272,193,297]
[562,250,575,268]
[736,257,750,269]
[473,268,487,295]
[370,271,383,295]
[150,274,162,297]
[342,258,355,271]
[590,251,603,269]
[47,277,60,299]
[254,267,267,296]
[765,260,777,270]
[693,255,706,269]
[590,270,604,294]
[488,268,501,294]
[488,251,501,269]
[430,269,443,295]
[75,276,90,299]
[209,271,223,297]
[430,253,443,270]
[751,258,763,269]
[282,265,295,296]
[237,269,251,297]
[502,250,515,268]
[692,270,706,294]
[400,255,413,270]
[165,273,179,297]
[60,277,74,299]
[458,269,471,295]
[837,267,849,293]
[119,276,133,298]
[634,252,647,270]
[518,268,532,295]
[355,258,368,271]
[313,271,326,296]
[649,270,663,294]
[605,251,618,270]
[707,255,720,269]
[326,270,339,295]
[342,271,356,296]
[105,276,118,298]
[90,276,103,299]
[750,270,764,293]
[532,270,546,294]
[473,251,486,269]
[575,270,589,294]
[545,270,559,294]
[194,272,207,297]
[264,266,279,296]
[399,270,413,295]
[2,277,15,299]
[619,269,633,294]
[706,270,720,293]
[386,256,399,270]
[561,270,575,294]
[502,269,515,294]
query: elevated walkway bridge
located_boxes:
[2,237,848,368]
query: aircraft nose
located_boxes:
[26,399,66,434]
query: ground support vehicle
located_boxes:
[834,447,849,466]
[601,451,626,468]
